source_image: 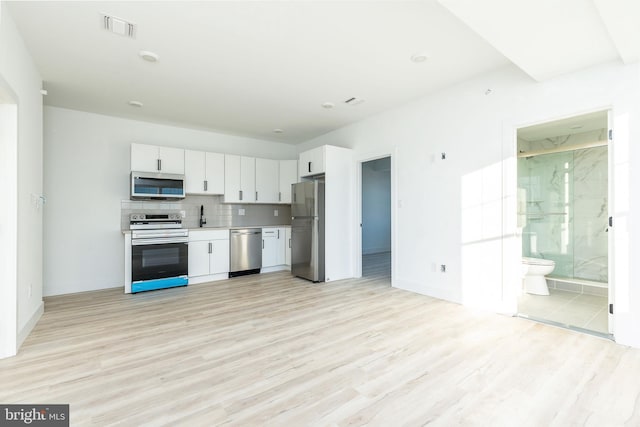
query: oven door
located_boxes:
[131,238,188,282]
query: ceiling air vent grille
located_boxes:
[102,13,136,38]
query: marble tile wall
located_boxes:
[518,145,608,283]
[121,195,291,230]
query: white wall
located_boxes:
[43,106,297,296]
[0,3,44,357]
[298,61,640,347]
[362,158,391,254]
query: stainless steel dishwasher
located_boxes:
[229,228,262,277]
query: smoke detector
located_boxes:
[139,51,159,62]
[102,13,136,38]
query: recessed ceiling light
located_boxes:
[321,102,335,109]
[273,128,284,134]
[128,100,143,108]
[139,50,159,62]
[569,124,583,130]
[410,53,429,63]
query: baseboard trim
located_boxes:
[17,301,44,349]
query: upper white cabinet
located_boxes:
[299,146,325,178]
[279,160,298,204]
[224,155,256,203]
[131,143,184,174]
[185,150,224,195]
[255,158,279,203]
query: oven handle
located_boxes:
[132,238,188,246]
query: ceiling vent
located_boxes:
[344,97,365,106]
[102,13,136,38]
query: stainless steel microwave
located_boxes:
[130,171,186,200]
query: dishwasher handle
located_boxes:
[231,229,262,235]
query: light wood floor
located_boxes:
[3,271,640,426]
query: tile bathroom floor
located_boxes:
[518,288,609,335]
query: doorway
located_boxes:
[516,110,611,336]
[361,157,391,279]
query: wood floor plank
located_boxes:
[2,264,640,426]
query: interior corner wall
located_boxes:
[297,61,640,347]
[43,106,297,296]
[0,3,44,355]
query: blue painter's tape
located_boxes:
[132,276,188,293]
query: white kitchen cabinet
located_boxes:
[285,226,291,268]
[224,155,256,203]
[279,160,298,204]
[298,146,325,178]
[261,227,287,271]
[131,143,185,174]
[255,158,279,203]
[188,229,230,284]
[185,150,224,195]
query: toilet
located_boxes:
[521,257,555,295]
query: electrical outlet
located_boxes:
[440,264,446,273]
[180,210,186,218]
[274,209,279,217]
[238,208,245,216]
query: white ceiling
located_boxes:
[5,1,638,144]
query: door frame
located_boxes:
[506,106,614,337]
[0,75,19,358]
[355,150,396,284]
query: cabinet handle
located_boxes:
[204,180,208,191]
[289,238,291,248]
[239,190,243,200]
[157,159,161,171]
[262,239,265,249]
[208,242,212,254]
[256,191,258,201]
[277,229,280,239]
[279,192,281,202]
[308,161,311,173]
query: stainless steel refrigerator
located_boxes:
[291,180,325,282]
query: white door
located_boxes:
[224,154,242,203]
[275,227,286,265]
[241,156,256,202]
[279,160,297,203]
[158,146,185,174]
[211,239,230,274]
[185,150,206,194]
[131,143,159,172]
[256,158,279,203]
[262,229,278,267]
[285,227,292,266]
[188,240,210,277]
[205,152,225,194]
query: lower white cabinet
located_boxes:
[285,226,291,268]
[261,227,288,272]
[189,229,230,284]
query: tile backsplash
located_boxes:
[121,195,291,230]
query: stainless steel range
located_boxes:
[128,213,188,293]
